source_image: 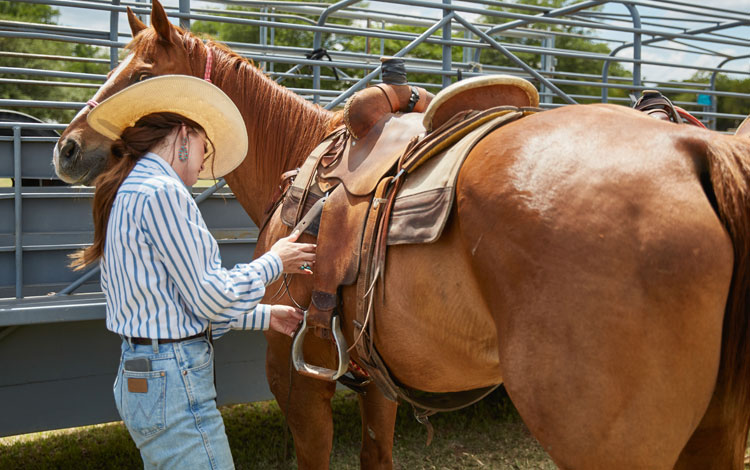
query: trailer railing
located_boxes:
[0,0,748,436]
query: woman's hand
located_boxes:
[269,230,316,274]
[269,305,304,336]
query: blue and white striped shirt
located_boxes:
[101,152,282,340]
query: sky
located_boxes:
[54,0,750,84]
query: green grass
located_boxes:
[4,387,750,469]
[0,387,556,469]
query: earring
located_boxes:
[178,135,189,162]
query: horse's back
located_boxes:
[452,104,733,468]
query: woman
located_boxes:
[71,75,314,469]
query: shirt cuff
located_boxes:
[230,304,272,331]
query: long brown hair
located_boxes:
[70,112,209,270]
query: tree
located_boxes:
[191,3,358,92]
[479,0,632,104]
[0,1,108,123]
[670,72,750,131]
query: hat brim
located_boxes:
[87,75,248,179]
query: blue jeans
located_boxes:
[113,337,234,470]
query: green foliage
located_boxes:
[0,1,109,123]
[479,0,632,103]
[346,23,456,88]
[669,72,750,131]
[0,1,58,23]
[191,3,356,92]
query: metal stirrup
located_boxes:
[292,311,349,381]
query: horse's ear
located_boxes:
[150,0,175,43]
[126,7,147,36]
[736,116,750,137]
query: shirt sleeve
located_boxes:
[209,303,275,340]
[140,180,283,325]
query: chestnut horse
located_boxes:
[53,2,750,468]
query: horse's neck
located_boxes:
[201,43,334,223]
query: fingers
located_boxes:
[272,305,303,319]
[285,230,316,251]
[270,305,304,336]
[285,229,301,242]
[283,306,304,321]
[296,243,317,252]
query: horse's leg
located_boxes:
[266,332,398,470]
[265,331,337,469]
[356,382,398,469]
[333,284,400,469]
[257,215,341,468]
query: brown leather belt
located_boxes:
[129,331,207,345]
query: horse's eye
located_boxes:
[137,73,152,82]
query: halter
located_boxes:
[86,43,214,110]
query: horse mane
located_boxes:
[127,28,342,183]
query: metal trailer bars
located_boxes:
[1,0,750,438]
[2,0,750,303]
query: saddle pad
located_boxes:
[387,110,523,245]
[319,112,425,196]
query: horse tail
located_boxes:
[702,133,750,429]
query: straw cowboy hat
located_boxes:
[87,75,248,179]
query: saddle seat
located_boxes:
[423,74,540,131]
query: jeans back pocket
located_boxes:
[121,370,167,439]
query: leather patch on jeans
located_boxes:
[128,377,148,393]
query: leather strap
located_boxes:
[353,177,400,401]
[413,87,428,113]
[308,291,337,330]
[405,86,420,112]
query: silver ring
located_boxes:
[299,263,311,271]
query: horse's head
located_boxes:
[54,0,202,184]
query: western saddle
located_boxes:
[281,67,540,411]
[633,89,706,128]
[283,74,708,414]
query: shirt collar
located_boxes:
[140,152,185,186]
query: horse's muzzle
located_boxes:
[57,138,81,165]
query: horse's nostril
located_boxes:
[60,139,80,162]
